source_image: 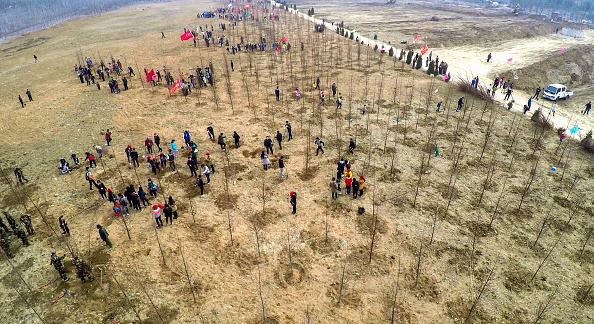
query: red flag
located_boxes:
[170,79,181,93]
[280,37,287,42]
[146,69,155,83]
[180,30,193,41]
[413,35,418,40]
[420,45,428,55]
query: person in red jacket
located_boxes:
[85,152,97,168]
[105,129,112,146]
[345,176,353,195]
[145,137,154,154]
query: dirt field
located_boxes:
[1,0,594,323]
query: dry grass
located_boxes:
[0,1,593,323]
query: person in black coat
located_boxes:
[196,176,205,197]
[264,136,273,154]
[275,131,283,150]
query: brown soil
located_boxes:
[0,0,594,323]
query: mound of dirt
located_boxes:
[501,45,594,91]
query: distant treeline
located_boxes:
[0,0,170,40]
[514,0,594,22]
[469,0,594,23]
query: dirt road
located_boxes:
[288,0,594,137]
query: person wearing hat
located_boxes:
[290,192,297,214]
[152,204,164,228]
[352,177,360,199]
[50,252,68,281]
[130,190,141,211]
[344,168,352,179]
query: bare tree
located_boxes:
[464,262,497,324]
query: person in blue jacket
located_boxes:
[170,139,178,158]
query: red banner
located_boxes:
[170,79,181,93]
[420,45,429,55]
[180,30,193,41]
[146,69,155,83]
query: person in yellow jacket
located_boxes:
[344,168,352,179]
[358,175,365,197]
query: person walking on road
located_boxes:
[584,101,592,115]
